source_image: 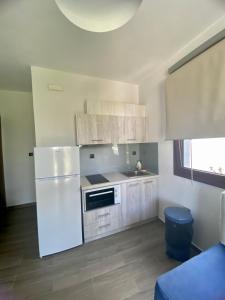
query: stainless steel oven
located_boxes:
[83,185,121,211]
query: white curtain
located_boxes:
[166,38,225,140]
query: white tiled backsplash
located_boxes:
[80,143,158,176]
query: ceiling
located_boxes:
[0,0,225,91]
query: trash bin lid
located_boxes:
[164,207,193,224]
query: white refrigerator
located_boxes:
[34,146,83,257]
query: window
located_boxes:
[174,138,225,189]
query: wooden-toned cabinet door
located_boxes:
[124,117,137,143]
[111,116,125,144]
[144,117,151,142]
[75,114,112,145]
[76,114,148,145]
[124,117,146,144]
[122,181,142,226]
[75,114,97,145]
[83,204,122,241]
[136,117,146,143]
[141,179,157,220]
[95,115,112,144]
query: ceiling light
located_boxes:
[55,0,143,33]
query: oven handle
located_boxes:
[89,190,113,197]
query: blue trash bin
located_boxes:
[164,207,193,262]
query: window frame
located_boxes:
[173,140,225,189]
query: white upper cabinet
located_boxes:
[76,113,148,145]
[75,114,150,145]
[123,117,146,143]
[75,101,150,145]
[124,117,137,143]
[136,117,147,143]
[111,116,125,144]
[75,114,112,145]
[85,100,146,117]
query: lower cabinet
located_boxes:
[83,178,158,242]
[83,204,122,242]
[141,179,157,220]
[121,179,158,227]
[122,181,142,226]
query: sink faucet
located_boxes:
[136,160,143,171]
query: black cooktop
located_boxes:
[86,174,109,185]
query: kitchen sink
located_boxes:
[121,170,153,177]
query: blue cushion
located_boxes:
[155,243,225,300]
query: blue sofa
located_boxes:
[155,243,225,300]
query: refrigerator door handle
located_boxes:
[36,174,80,181]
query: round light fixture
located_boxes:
[55,0,143,33]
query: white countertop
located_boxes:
[81,171,159,191]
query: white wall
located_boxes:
[139,74,223,250]
[158,140,222,250]
[139,69,166,141]
[31,66,139,147]
[0,90,35,206]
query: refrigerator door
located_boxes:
[34,147,80,179]
[36,175,82,257]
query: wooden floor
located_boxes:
[0,206,181,300]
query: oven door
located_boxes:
[85,187,115,211]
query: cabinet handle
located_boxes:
[98,223,111,229]
[144,181,153,184]
[97,213,110,218]
[127,139,136,141]
[128,183,139,187]
[92,139,104,142]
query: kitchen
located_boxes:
[34,96,160,256]
[1,1,225,299]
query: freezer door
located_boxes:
[36,175,82,257]
[34,147,80,178]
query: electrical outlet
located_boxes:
[132,151,136,156]
[90,154,95,159]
